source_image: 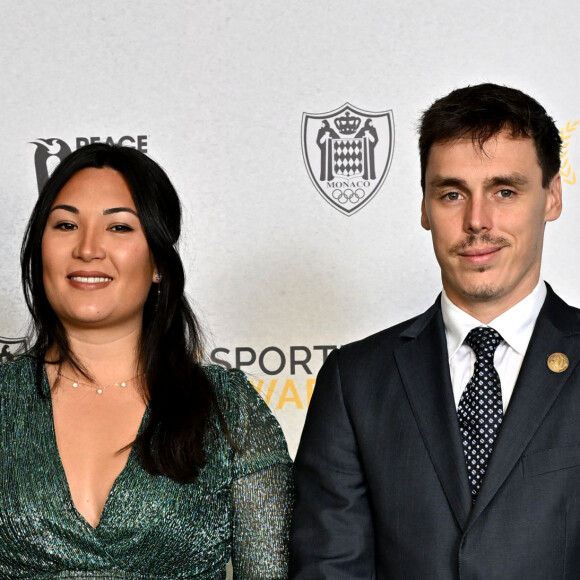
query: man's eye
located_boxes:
[498,189,514,198]
[444,192,461,201]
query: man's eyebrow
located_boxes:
[102,207,138,216]
[428,176,469,190]
[428,173,530,191]
[483,173,529,188]
[49,204,78,214]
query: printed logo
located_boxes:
[210,344,338,410]
[30,135,148,193]
[0,337,27,362]
[30,139,73,194]
[560,121,579,186]
[302,103,394,215]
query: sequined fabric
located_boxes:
[0,356,294,579]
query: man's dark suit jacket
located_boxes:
[290,285,580,579]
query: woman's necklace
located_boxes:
[55,369,143,395]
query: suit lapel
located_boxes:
[394,299,473,531]
[466,287,580,529]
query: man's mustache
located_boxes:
[449,233,511,255]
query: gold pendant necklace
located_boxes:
[55,370,143,395]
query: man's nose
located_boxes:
[463,195,492,234]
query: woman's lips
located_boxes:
[67,271,113,289]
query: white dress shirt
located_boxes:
[441,281,547,413]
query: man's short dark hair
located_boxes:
[418,83,562,191]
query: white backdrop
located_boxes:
[1,0,580,456]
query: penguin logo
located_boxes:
[30,138,72,194]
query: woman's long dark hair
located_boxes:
[21,143,226,483]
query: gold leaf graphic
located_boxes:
[560,121,579,185]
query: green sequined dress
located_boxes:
[0,356,294,579]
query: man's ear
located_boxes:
[545,173,563,223]
[421,197,431,231]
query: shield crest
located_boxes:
[0,336,28,362]
[302,103,394,216]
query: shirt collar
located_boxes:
[441,280,547,359]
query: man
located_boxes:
[290,84,580,578]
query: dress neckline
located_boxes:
[42,365,149,531]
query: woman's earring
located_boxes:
[154,272,162,305]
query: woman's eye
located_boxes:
[55,222,76,230]
[109,224,134,232]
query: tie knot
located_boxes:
[464,326,503,360]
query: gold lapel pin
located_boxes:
[547,353,569,373]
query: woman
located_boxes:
[0,144,293,578]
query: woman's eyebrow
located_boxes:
[48,205,138,216]
[49,204,78,214]
[102,207,138,216]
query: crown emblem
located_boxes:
[334,111,361,135]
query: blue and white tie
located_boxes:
[457,326,504,501]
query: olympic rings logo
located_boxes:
[331,188,365,204]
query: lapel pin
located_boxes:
[547,353,569,373]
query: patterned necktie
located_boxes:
[457,326,504,501]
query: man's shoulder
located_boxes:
[337,298,441,364]
[543,284,580,330]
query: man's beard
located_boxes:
[460,282,504,301]
[448,233,511,301]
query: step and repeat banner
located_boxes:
[1,0,580,456]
